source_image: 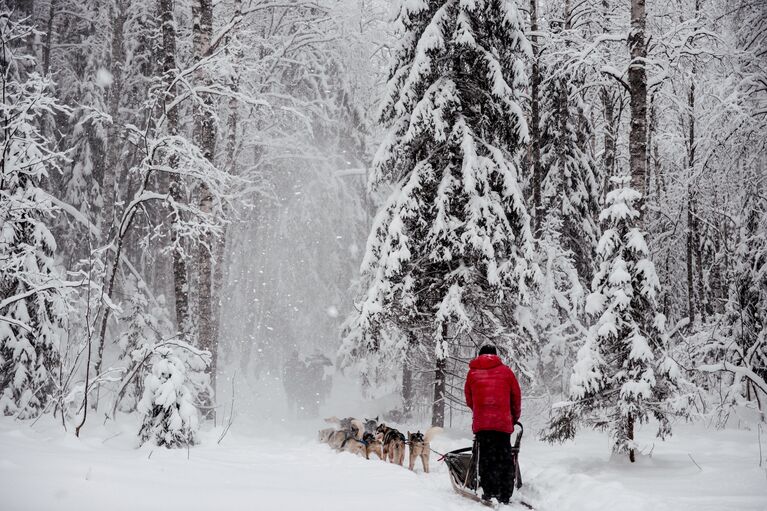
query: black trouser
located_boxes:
[474,430,513,504]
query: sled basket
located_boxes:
[443,422,524,505]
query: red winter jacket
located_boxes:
[464,354,521,434]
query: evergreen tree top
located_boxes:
[373,0,532,187]
[342,0,538,370]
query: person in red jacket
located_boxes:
[464,344,521,504]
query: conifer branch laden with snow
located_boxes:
[341,0,539,425]
[538,60,600,284]
[0,13,75,419]
[527,217,587,393]
[544,177,687,460]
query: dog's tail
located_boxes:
[424,426,443,443]
[324,416,341,425]
[351,419,365,440]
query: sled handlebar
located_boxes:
[513,421,524,450]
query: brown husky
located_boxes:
[362,432,383,460]
[340,435,368,457]
[376,423,406,466]
[407,426,442,473]
[327,429,349,450]
[323,417,365,454]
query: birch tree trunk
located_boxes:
[100,0,126,245]
[193,0,218,419]
[626,0,648,462]
[432,357,446,428]
[211,0,242,363]
[628,0,648,202]
[432,325,448,427]
[694,195,706,321]
[160,0,190,335]
[90,0,127,409]
[402,332,417,416]
[686,0,704,325]
[691,0,707,323]
[686,80,696,324]
[402,361,413,416]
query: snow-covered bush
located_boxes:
[137,341,210,448]
[113,276,174,414]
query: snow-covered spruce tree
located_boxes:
[538,62,599,284]
[0,13,72,418]
[544,177,684,462]
[137,340,210,448]
[341,0,538,426]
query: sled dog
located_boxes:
[340,435,368,457]
[362,416,378,435]
[407,426,442,473]
[318,427,335,444]
[327,429,349,450]
[376,423,406,466]
[362,431,383,460]
[324,416,364,440]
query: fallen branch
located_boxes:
[102,432,122,444]
[217,371,237,445]
[688,453,703,471]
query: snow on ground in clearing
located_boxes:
[0,416,765,511]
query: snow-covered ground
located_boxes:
[1,416,765,511]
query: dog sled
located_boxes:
[442,422,528,508]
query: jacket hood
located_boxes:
[469,354,503,370]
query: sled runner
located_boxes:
[442,422,527,508]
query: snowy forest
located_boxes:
[1,0,766,509]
